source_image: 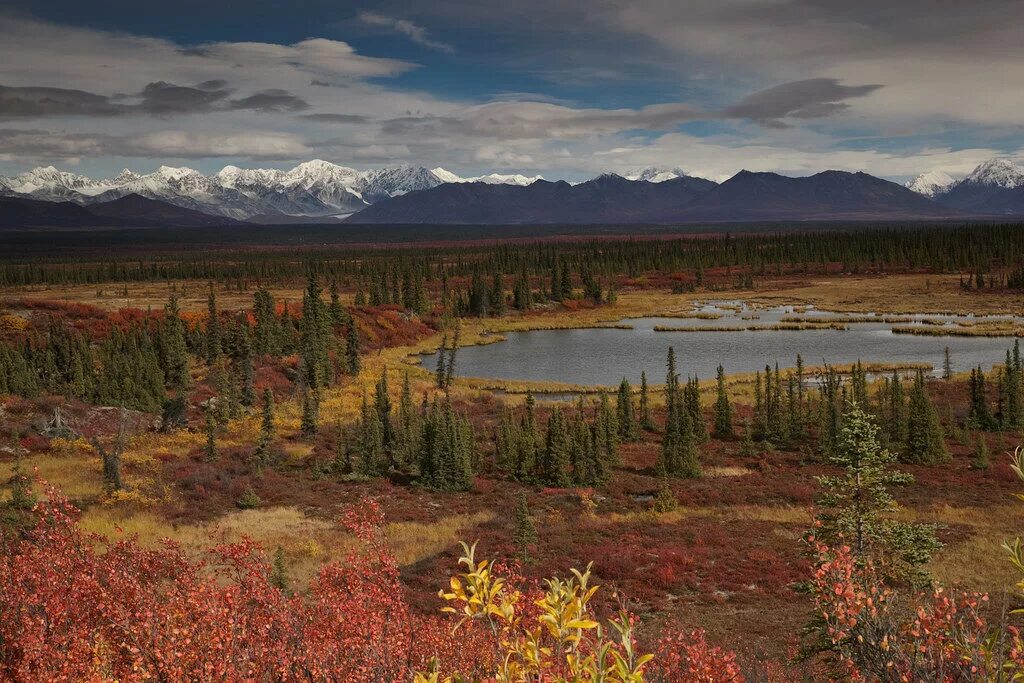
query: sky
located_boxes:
[0,0,1022,182]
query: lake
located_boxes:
[422,302,1023,386]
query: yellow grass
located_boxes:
[891,325,1023,338]
[0,454,105,501]
[78,504,496,587]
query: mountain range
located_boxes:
[348,169,954,224]
[0,161,544,222]
[1,158,1022,227]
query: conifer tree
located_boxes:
[512,271,533,311]
[968,366,995,430]
[639,371,654,430]
[1003,345,1023,429]
[659,348,700,478]
[252,287,281,356]
[435,333,448,389]
[444,322,460,389]
[943,346,953,380]
[685,376,708,444]
[489,272,506,316]
[616,378,638,441]
[512,491,537,563]
[357,390,384,475]
[713,364,732,438]
[972,435,990,470]
[739,418,756,458]
[542,408,573,487]
[254,388,275,467]
[753,371,766,439]
[374,369,394,460]
[328,280,348,327]
[300,274,331,390]
[397,372,417,469]
[345,317,361,375]
[814,402,940,584]
[271,545,289,593]
[653,477,678,512]
[300,387,319,439]
[205,284,221,365]
[517,392,540,481]
[595,391,620,466]
[904,370,950,465]
[161,294,190,392]
[885,371,908,447]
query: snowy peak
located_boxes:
[964,158,1024,189]
[625,167,689,183]
[905,170,955,198]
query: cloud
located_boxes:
[722,78,883,128]
[358,11,454,53]
[227,89,310,113]
[0,81,311,118]
[0,85,123,118]
[301,113,371,123]
[137,81,232,114]
[0,127,309,160]
[382,100,707,141]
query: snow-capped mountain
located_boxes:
[925,158,1024,215]
[961,158,1024,189]
[625,167,689,183]
[0,160,540,220]
[905,170,955,198]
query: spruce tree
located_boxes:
[435,333,448,389]
[374,369,394,460]
[713,364,732,438]
[972,435,990,470]
[345,317,361,375]
[815,402,940,584]
[512,491,537,563]
[659,348,700,478]
[542,408,573,487]
[271,545,289,593]
[358,390,384,475]
[904,370,949,465]
[444,322,460,389]
[943,346,953,380]
[254,388,275,467]
[639,371,654,430]
[300,387,319,439]
[161,294,190,392]
[616,378,638,441]
[205,283,221,365]
[252,287,280,356]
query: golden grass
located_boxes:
[79,504,496,587]
[652,311,724,320]
[891,325,1022,338]
[653,322,847,332]
[0,454,104,501]
[705,466,753,477]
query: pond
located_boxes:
[422,302,1024,386]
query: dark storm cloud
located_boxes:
[137,80,232,114]
[301,113,369,123]
[228,89,310,112]
[0,85,124,117]
[0,81,312,118]
[722,79,883,128]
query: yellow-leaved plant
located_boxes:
[1004,445,1024,608]
[416,541,653,682]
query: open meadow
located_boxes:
[3,227,1024,679]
